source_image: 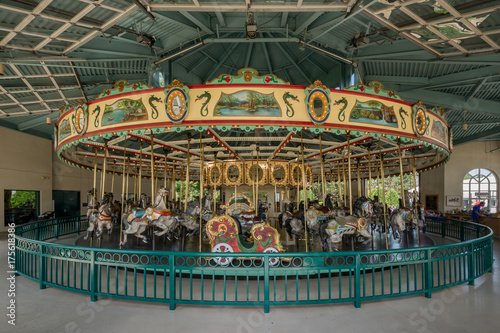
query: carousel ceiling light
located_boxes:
[462,110,468,131]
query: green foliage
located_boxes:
[8,191,36,209]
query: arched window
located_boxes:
[463,169,498,213]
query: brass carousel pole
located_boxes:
[379,139,388,249]
[398,140,405,208]
[342,150,347,207]
[138,141,143,203]
[412,149,420,245]
[337,162,342,207]
[111,161,116,196]
[92,148,98,247]
[171,162,176,204]
[368,149,372,198]
[213,152,217,213]
[120,137,127,249]
[347,132,353,215]
[199,132,204,252]
[296,152,300,212]
[256,145,260,208]
[133,161,137,204]
[357,159,361,200]
[150,134,155,201]
[330,164,334,195]
[300,130,308,252]
[184,135,191,212]
[251,150,255,207]
[126,157,130,203]
[101,144,108,199]
[164,151,168,191]
[93,148,98,202]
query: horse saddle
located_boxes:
[316,206,331,215]
[335,215,359,227]
[286,211,301,218]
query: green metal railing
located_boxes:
[15,216,493,313]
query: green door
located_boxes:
[53,190,80,218]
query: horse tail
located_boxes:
[278,213,283,228]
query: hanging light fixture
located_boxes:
[462,110,468,131]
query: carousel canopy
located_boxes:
[56,69,450,183]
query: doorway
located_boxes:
[53,190,80,218]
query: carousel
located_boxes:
[55,68,452,258]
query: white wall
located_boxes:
[0,127,52,232]
[420,141,500,213]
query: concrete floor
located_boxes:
[2,237,498,333]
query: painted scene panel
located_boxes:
[431,120,446,143]
[102,98,148,126]
[59,119,71,140]
[349,100,398,127]
[214,91,281,116]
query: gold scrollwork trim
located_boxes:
[290,163,303,187]
[246,162,266,185]
[270,162,288,186]
[225,161,242,186]
[209,163,222,186]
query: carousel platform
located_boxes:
[74,225,435,252]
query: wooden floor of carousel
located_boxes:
[71,224,435,254]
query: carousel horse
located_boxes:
[86,189,99,219]
[149,187,178,239]
[319,215,372,252]
[119,193,154,246]
[95,193,114,237]
[370,202,385,232]
[352,196,374,218]
[177,200,202,236]
[278,210,304,240]
[389,208,417,244]
[257,200,271,222]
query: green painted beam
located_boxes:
[453,126,500,145]
[18,113,59,131]
[449,119,500,126]
[364,75,429,84]
[384,85,500,118]
[180,11,214,34]
[294,12,324,34]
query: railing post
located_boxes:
[55,220,59,240]
[468,243,475,285]
[425,249,432,298]
[169,254,176,310]
[441,218,446,238]
[488,238,494,273]
[459,222,465,241]
[35,224,39,241]
[39,244,46,289]
[354,254,361,308]
[264,254,270,313]
[90,250,98,301]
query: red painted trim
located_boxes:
[189,83,307,90]
[57,119,450,154]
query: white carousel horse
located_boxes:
[84,193,113,239]
[149,187,178,239]
[86,189,99,219]
[389,208,417,244]
[96,194,114,237]
[319,215,372,252]
[119,193,153,246]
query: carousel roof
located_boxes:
[1,0,500,144]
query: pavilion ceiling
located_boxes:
[0,0,499,143]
